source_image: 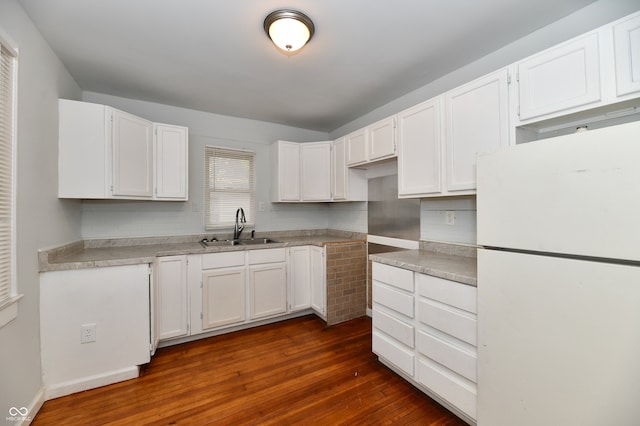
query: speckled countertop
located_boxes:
[369,242,477,286]
[39,230,366,272]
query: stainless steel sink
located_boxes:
[200,238,280,247]
[237,238,280,245]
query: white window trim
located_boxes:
[0,28,20,328]
[204,145,256,231]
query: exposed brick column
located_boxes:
[325,241,367,326]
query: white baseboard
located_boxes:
[44,366,140,400]
[6,386,45,425]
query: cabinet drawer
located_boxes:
[373,330,414,377]
[247,248,286,265]
[416,273,477,314]
[373,309,414,348]
[418,298,476,346]
[373,282,414,318]
[416,330,476,382]
[372,262,414,292]
[417,357,476,420]
[201,251,245,269]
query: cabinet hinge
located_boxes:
[516,71,519,82]
[517,105,520,117]
[200,312,203,320]
[507,72,512,85]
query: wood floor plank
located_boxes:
[32,315,467,425]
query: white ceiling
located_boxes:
[20,0,600,132]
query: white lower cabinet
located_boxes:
[155,255,189,341]
[288,246,311,311]
[372,261,477,424]
[310,245,326,317]
[202,267,246,329]
[182,246,325,339]
[248,248,287,320]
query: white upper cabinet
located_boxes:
[58,99,188,200]
[346,128,368,166]
[346,117,397,167]
[368,116,396,162]
[270,140,301,202]
[153,123,188,200]
[331,138,367,202]
[517,33,601,122]
[301,142,332,201]
[614,13,640,97]
[271,140,332,202]
[111,109,154,197]
[397,97,442,198]
[444,69,510,192]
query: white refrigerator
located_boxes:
[476,121,640,426]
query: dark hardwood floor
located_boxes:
[33,315,466,425]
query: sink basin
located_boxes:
[200,239,239,247]
[237,238,280,245]
[200,238,280,247]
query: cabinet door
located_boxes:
[517,33,601,121]
[444,69,509,192]
[368,116,396,162]
[202,267,245,329]
[301,142,332,201]
[346,128,368,166]
[111,109,154,197]
[272,141,300,201]
[248,263,287,320]
[156,256,189,340]
[154,124,188,200]
[614,13,640,97]
[397,98,442,197]
[332,138,347,201]
[310,246,326,316]
[288,246,311,311]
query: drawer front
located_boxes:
[373,281,414,318]
[373,309,415,348]
[417,357,477,420]
[373,330,415,377]
[418,299,477,346]
[247,248,286,265]
[201,251,245,269]
[372,262,414,292]
[416,273,477,314]
[416,330,476,382]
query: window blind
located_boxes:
[0,41,16,306]
[204,146,255,230]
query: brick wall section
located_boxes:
[325,241,367,326]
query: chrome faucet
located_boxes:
[234,207,246,240]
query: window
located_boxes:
[0,33,19,328]
[204,146,255,230]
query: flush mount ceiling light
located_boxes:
[263,9,315,53]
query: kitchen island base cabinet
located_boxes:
[372,261,477,425]
[40,264,151,399]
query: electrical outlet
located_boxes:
[258,201,266,212]
[81,323,96,344]
[445,211,456,226]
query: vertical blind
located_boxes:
[0,41,16,306]
[204,146,255,230]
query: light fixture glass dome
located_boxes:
[264,10,315,53]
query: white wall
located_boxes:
[0,0,82,419]
[80,92,331,239]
